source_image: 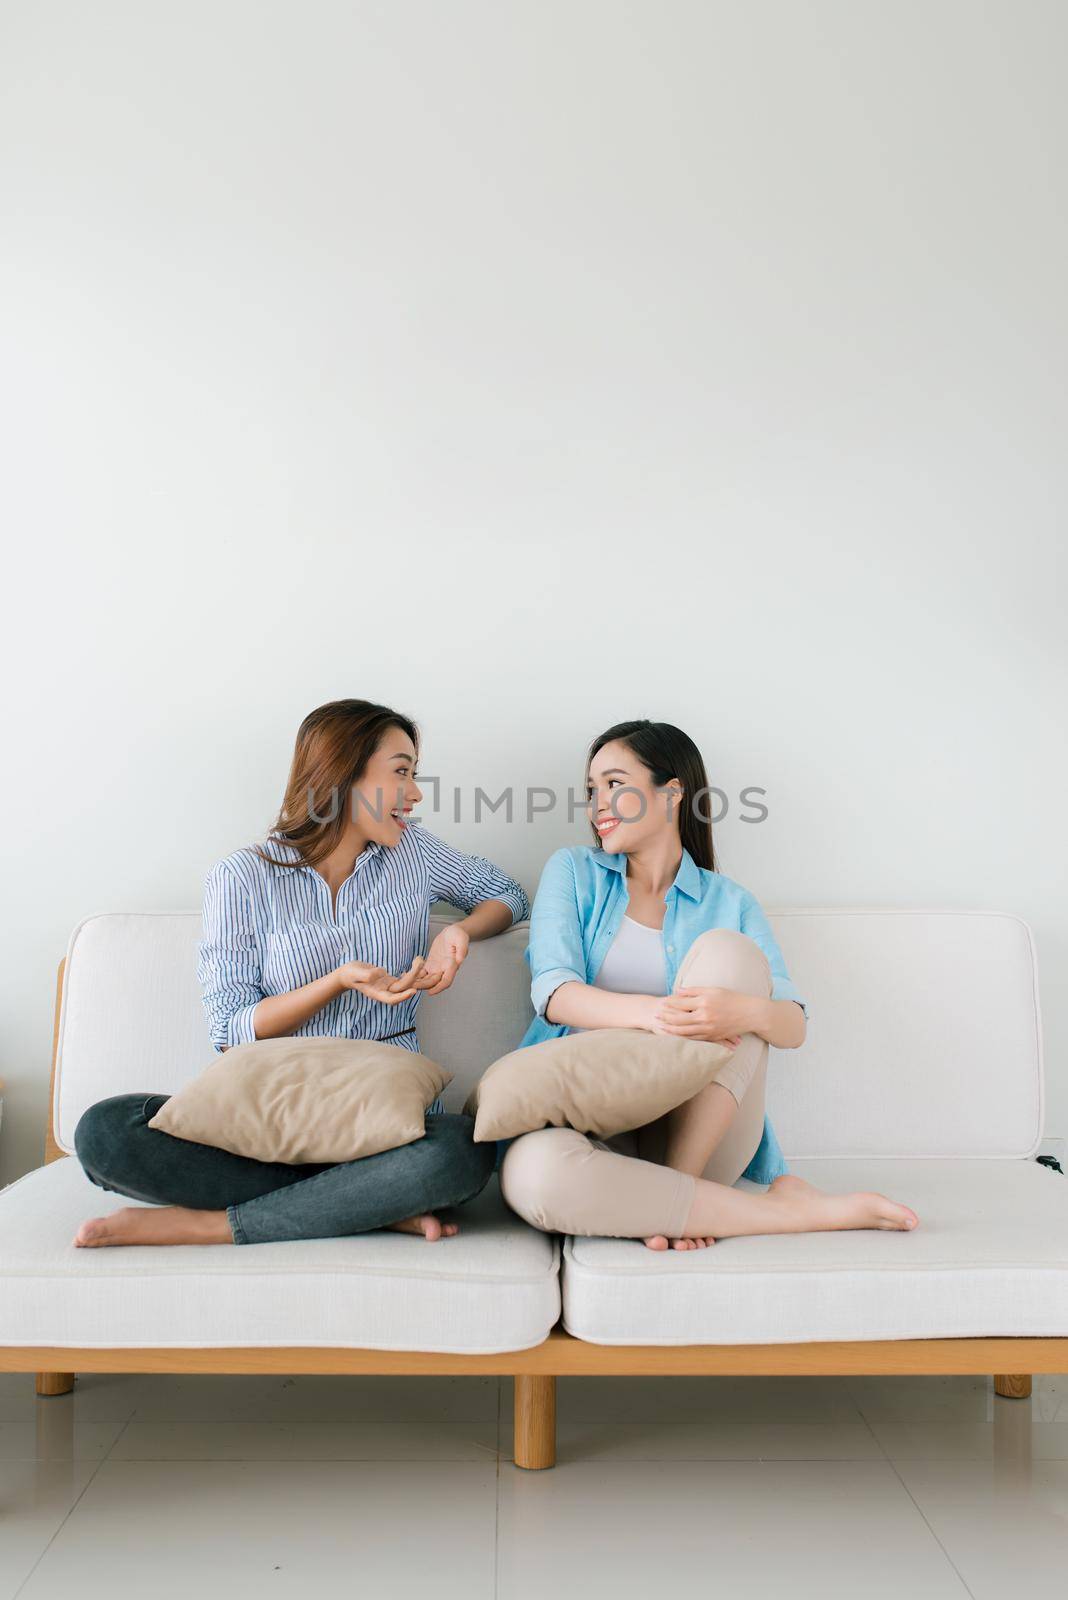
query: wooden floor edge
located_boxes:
[4,1333,1067,1377]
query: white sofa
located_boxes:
[2,906,1066,1469]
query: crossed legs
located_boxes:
[72,1098,494,1248]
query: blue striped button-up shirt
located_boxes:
[196,824,530,1116]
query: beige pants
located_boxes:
[499,929,773,1239]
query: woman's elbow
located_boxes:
[506,885,531,924]
[204,996,249,1053]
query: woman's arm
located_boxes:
[196,861,268,1050]
[247,970,346,1044]
[538,870,808,1046]
[739,894,810,1024]
[453,898,516,941]
[525,847,589,1023]
[197,861,420,1048]
[654,889,809,1049]
[412,828,530,996]
[755,997,807,1047]
[196,860,344,1048]
[523,849,657,1029]
[416,827,530,927]
[544,981,654,1030]
[250,958,426,1041]
[414,900,516,999]
[654,989,806,1048]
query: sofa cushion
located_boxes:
[561,1157,1068,1344]
[0,1161,559,1355]
[764,910,1043,1159]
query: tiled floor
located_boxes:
[2,1369,1067,1598]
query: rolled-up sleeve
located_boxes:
[526,847,587,1018]
[739,894,809,1020]
[416,828,529,924]
[195,861,265,1050]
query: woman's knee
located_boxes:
[72,1094,146,1181]
[500,1127,594,1232]
[421,1112,496,1198]
[675,928,772,996]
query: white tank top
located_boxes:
[570,915,668,1032]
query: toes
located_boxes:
[875,1194,919,1230]
[866,1193,919,1231]
[74,1218,108,1248]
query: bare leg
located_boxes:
[661,1079,742,1176]
[640,1081,740,1250]
[683,1172,919,1238]
[638,1088,918,1247]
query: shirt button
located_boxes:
[667,943,674,953]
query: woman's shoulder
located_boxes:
[532,844,613,904]
[696,865,760,909]
[207,839,294,888]
[539,843,599,878]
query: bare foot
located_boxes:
[643,1232,717,1251]
[74,1206,233,1248]
[766,1172,919,1232]
[384,1212,459,1240]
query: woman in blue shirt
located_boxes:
[72,698,530,1250]
[500,719,919,1250]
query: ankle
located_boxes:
[185,1207,234,1243]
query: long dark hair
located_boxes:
[585,719,717,872]
[255,699,420,871]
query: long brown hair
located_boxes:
[255,699,420,871]
[585,719,718,872]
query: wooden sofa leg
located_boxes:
[994,1373,1032,1399]
[36,1372,76,1396]
[514,1374,556,1469]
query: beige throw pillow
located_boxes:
[463,1028,736,1141]
[148,1036,453,1164]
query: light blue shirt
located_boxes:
[196,824,530,1116]
[502,843,808,1183]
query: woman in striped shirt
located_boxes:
[71,699,530,1249]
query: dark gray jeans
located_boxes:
[73,1093,496,1245]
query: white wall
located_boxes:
[1,0,1065,1185]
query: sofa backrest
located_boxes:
[51,907,1043,1161]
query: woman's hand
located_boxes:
[335,958,427,1004]
[651,985,765,1047]
[412,925,471,997]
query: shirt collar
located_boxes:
[263,835,303,865]
[264,834,379,871]
[591,844,702,901]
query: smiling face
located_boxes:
[585,738,682,854]
[349,724,423,847]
